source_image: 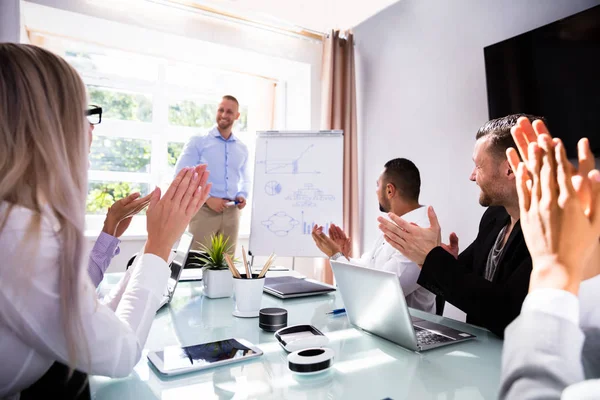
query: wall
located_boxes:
[0,0,20,42]
[353,0,600,254]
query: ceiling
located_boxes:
[187,0,399,33]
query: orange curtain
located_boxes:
[317,30,360,284]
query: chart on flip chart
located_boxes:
[249,131,344,257]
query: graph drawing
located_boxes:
[257,140,321,175]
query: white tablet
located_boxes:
[147,338,263,376]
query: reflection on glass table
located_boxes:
[92,276,503,400]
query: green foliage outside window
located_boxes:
[88,86,153,122]
[169,101,216,128]
[86,182,149,215]
[90,137,151,172]
[169,100,248,131]
[168,142,184,167]
[86,86,153,214]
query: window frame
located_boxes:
[24,2,314,238]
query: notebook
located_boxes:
[263,276,336,299]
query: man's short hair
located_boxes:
[476,114,546,160]
[221,95,239,107]
[383,158,421,202]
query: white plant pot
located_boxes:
[203,269,234,299]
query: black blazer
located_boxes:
[417,206,532,338]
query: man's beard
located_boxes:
[218,120,233,130]
[479,189,495,207]
[379,202,389,213]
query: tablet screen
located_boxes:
[154,339,258,371]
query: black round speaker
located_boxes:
[259,307,288,332]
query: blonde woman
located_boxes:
[0,43,211,399]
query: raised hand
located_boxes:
[102,192,152,238]
[507,117,595,213]
[507,117,600,280]
[378,206,441,266]
[328,223,352,258]
[144,165,211,261]
[513,134,600,294]
[440,232,459,259]
[311,224,342,258]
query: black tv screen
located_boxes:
[484,5,600,158]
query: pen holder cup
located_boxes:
[232,275,265,318]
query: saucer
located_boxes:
[232,309,259,318]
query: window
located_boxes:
[87,182,151,215]
[36,34,276,236]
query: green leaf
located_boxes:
[192,233,237,270]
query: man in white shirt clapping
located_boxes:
[311,158,436,313]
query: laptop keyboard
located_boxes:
[414,326,454,346]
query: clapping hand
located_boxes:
[508,117,600,281]
[507,122,600,294]
[328,223,352,258]
[377,207,442,266]
[144,165,212,262]
[311,225,342,258]
[102,192,152,238]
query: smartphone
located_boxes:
[147,338,263,376]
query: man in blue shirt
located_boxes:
[175,95,251,253]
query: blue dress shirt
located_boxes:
[175,127,251,200]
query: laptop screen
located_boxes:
[167,232,194,294]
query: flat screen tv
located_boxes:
[484,5,600,158]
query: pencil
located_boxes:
[258,253,276,278]
[241,246,251,279]
[224,253,241,279]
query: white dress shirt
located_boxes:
[343,206,436,313]
[0,203,169,398]
[174,127,251,200]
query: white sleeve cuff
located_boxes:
[522,288,579,326]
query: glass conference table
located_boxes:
[91,273,503,399]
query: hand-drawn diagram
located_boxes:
[262,211,300,236]
[286,183,335,207]
[264,181,282,196]
[257,140,321,175]
[301,211,330,235]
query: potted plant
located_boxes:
[195,233,235,299]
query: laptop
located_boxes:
[330,261,475,351]
[158,231,194,309]
[263,276,336,299]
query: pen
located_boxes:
[224,200,240,207]
[326,308,346,315]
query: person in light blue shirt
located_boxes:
[175,95,251,253]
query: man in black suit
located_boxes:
[378,114,537,337]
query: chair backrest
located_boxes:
[435,296,445,316]
[125,253,138,270]
[185,250,208,269]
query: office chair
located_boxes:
[435,296,445,316]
